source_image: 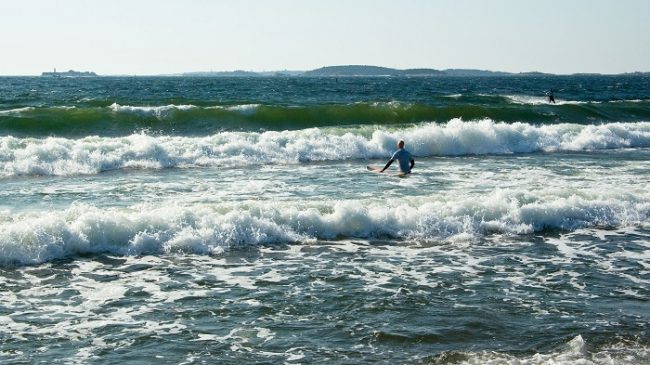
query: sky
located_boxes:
[1,0,649,75]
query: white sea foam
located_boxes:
[448,335,650,365]
[611,99,650,103]
[505,95,592,105]
[0,187,647,266]
[109,103,196,118]
[0,106,35,115]
[368,100,409,108]
[108,103,262,118]
[224,104,261,115]
[1,120,650,177]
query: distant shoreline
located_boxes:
[152,65,650,78]
[2,65,649,77]
[41,69,98,77]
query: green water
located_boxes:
[0,76,648,364]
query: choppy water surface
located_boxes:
[1,76,649,364]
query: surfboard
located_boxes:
[366,165,407,177]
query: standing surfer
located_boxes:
[380,140,415,174]
[546,89,556,103]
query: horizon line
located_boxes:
[2,65,649,77]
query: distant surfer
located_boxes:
[546,89,556,103]
[380,140,415,174]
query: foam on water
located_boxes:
[0,106,35,115]
[1,228,648,363]
[109,103,196,118]
[2,74,649,364]
[443,335,650,365]
[505,94,592,105]
[223,103,261,115]
[2,120,650,177]
[1,184,648,266]
[110,103,261,116]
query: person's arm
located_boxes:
[380,159,394,172]
[409,158,415,171]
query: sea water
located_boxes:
[0,76,649,364]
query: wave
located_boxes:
[1,186,648,266]
[1,119,649,177]
[435,335,650,365]
[2,99,650,137]
[0,106,35,115]
[108,102,196,117]
[505,96,650,105]
[504,94,592,105]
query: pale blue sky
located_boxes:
[1,0,648,75]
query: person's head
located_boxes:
[397,140,405,149]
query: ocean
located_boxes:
[0,75,649,364]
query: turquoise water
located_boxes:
[1,76,649,364]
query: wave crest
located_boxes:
[1,187,647,266]
[1,120,650,176]
[2,99,650,137]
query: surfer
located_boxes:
[380,140,415,174]
[546,89,556,103]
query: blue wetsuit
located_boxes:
[390,148,414,173]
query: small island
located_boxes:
[304,65,517,77]
[42,68,98,77]
[303,65,444,77]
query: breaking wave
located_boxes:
[1,119,650,176]
[1,99,650,137]
[434,335,650,365]
[1,185,648,266]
